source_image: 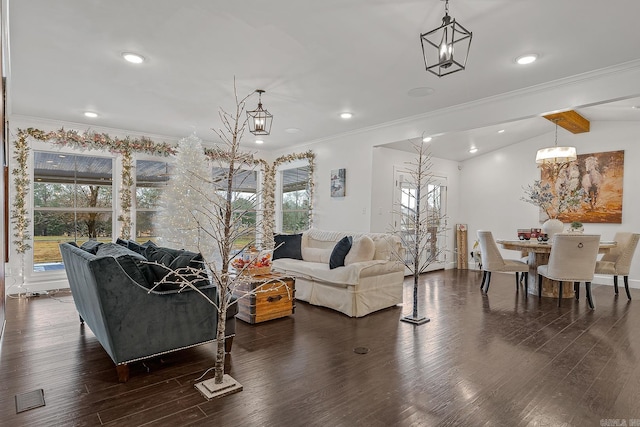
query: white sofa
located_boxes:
[272,229,405,317]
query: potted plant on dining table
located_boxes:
[521,180,585,238]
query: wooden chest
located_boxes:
[233,273,295,324]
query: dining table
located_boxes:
[496,238,617,298]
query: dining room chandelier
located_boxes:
[536,119,577,165]
[247,89,273,136]
[420,0,472,77]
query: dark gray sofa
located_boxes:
[59,241,237,382]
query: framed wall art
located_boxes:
[541,150,624,223]
[331,168,345,197]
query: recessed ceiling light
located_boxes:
[285,128,300,134]
[469,147,478,153]
[255,139,264,144]
[84,111,98,118]
[516,54,538,65]
[407,87,435,97]
[340,112,353,119]
[122,52,145,64]
[422,136,432,143]
[498,129,505,134]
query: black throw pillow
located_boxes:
[273,233,303,260]
[115,238,129,247]
[95,243,155,288]
[126,239,157,255]
[144,246,208,290]
[80,239,103,254]
[329,236,352,269]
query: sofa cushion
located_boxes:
[80,239,103,254]
[345,235,375,265]
[330,236,353,269]
[273,233,303,260]
[273,257,390,286]
[96,243,154,288]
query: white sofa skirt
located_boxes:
[279,268,403,317]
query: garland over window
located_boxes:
[261,151,316,250]
[11,128,176,253]
[11,127,315,254]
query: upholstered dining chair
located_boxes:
[537,234,600,309]
[594,232,640,300]
[477,231,529,294]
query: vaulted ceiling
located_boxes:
[6,1,640,161]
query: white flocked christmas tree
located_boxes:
[156,133,220,260]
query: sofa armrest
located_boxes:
[89,256,219,364]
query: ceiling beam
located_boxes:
[543,110,590,133]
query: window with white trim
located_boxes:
[32,151,114,271]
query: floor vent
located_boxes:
[15,389,46,413]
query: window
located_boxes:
[135,159,170,242]
[394,169,447,272]
[281,166,310,233]
[33,151,113,271]
[212,166,258,250]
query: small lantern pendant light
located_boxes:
[420,0,472,77]
[247,90,273,136]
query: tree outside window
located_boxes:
[281,166,310,233]
[135,160,170,242]
[33,152,113,270]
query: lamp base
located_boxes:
[195,374,243,400]
[400,315,431,325]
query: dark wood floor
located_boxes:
[1,269,640,426]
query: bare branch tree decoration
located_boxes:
[389,137,448,325]
[154,79,290,397]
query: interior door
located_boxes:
[394,167,447,274]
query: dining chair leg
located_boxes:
[485,272,492,292]
[585,282,595,309]
[538,274,542,298]
[613,276,619,295]
[624,276,632,300]
[558,282,563,307]
[574,282,580,300]
[515,272,519,290]
[524,272,528,297]
[481,271,487,289]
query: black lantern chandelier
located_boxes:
[420,0,472,77]
[246,89,273,136]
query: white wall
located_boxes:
[460,120,640,286]
[308,138,374,232]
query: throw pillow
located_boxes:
[345,235,376,265]
[80,239,103,254]
[329,236,352,269]
[168,251,208,288]
[273,233,303,260]
[144,246,208,290]
[115,238,129,247]
[126,239,157,255]
[95,243,154,288]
